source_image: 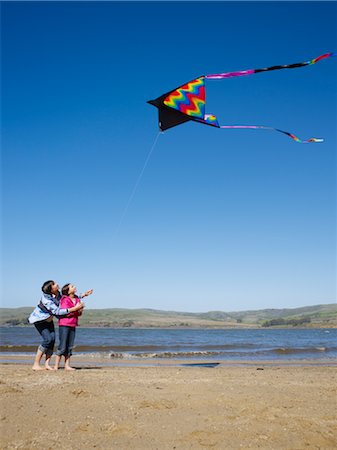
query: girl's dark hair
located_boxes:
[42,280,55,295]
[61,284,71,296]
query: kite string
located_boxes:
[115,132,161,234]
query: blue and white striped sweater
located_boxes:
[28,293,69,324]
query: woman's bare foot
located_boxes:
[45,365,55,371]
[64,366,76,371]
[32,365,45,371]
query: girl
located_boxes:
[29,280,85,371]
[54,283,93,370]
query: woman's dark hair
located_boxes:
[61,284,71,296]
[41,280,55,295]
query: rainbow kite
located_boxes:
[148,52,336,143]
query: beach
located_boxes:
[1,361,336,449]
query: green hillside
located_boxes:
[0,304,336,328]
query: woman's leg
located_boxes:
[32,348,45,371]
[44,322,55,370]
[44,354,54,370]
[33,321,54,370]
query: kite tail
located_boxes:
[205,52,336,79]
[219,125,324,143]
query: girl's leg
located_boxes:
[64,355,75,370]
[54,355,62,370]
[55,326,68,369]
[64,327,76,370]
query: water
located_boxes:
[1,327,336,361]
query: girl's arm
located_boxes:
[79,289,93,299]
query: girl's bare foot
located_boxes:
[64,366,76,371]
[45,365,55,371]
[32,365,45,371]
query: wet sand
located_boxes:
[1,361,336,449]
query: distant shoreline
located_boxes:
[1,324,336,329]
[1,303,336,328]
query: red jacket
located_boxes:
[58,295,81,327]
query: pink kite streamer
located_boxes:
[220,125,324,143]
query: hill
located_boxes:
[0,304,336,328]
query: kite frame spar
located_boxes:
[148,52,336,143]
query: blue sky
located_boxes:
[1,1,336,311]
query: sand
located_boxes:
[1,361,336,449]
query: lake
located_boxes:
[0,327,336,361]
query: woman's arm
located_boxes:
[68,302,84,313]
[60,296,85,315]
[42,295,84,316]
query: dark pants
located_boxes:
[34,320,55,356]
[56,326,76,356]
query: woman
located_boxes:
[29,280,84,370]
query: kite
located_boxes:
[148,52,336,143]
